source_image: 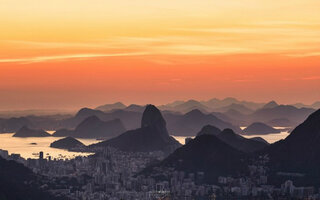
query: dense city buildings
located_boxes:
[1,148,320,200]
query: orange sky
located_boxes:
[0,0,320,110]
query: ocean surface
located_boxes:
[240,126,290,143]
[0,132,99,159]
[0,127,290,159]
[172,126,291,145]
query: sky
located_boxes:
[0,0,320,110]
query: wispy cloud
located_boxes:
[2,20,320,64]
[282,76,320,81]
[285,52,320,57]
[2,40,108,49]
[233,79,258,82]
[301,76,320,80]
[0,52,148,64]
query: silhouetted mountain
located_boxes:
[59,108,140,130]
[264,109,320,178]
[54,116,125,139]
[210,111,235,123]
[108,110,141,130]
[292,101,320,109]
[262,101,279,109]
[267,118,292,127]
[141,105,169,140]
[23,115,68,131]
[95,102,126,111]
[292,103,309,109]
[203,97,238,108]
[217,129,268,153]
[166,100,185,107]
[215,103,253,114]
[222,109,247,125]
[312,101,320,109]
[250,137,269,145]
[203,97,264,110]
[124,104,146,112]
[74,116,125,138]
[0,117,33,133]
[75,108,107,121]
[50,137,86,150]
[13,126,50,137]
[0,157,65,200]
[52,129,74,137]
[171,100,210,113]
[196,125,221,136]
[220,103,314,127]
[250,105,315,125]
[166,109,241,136]
[90,105,181,153]
[242,122,280,135]
[158,100,185,110]
[58,108,110,129]
[148,134,246,183]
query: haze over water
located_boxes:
[0,133,98,159]
[172,127,290,145]
[0,127,291,158]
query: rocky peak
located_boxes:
[141,104,169,137]
[197,125,221,136]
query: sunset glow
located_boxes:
[1,0,320,110]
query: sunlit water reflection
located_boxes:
[0,126,291,159]
[172,127,291,145]
[0,133,99,159]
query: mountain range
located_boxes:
[262,109,320,180]
[95,102,126,111]
[164,109,242,136]
[53,116,126,139]
[196,125,268,152]
[90,105,181,153]
[0,98,318,138]
[217,128,268,153]
[146,134,247,183]
[0,117,33,133]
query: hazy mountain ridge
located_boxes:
[0,98,317,138]
[90,105,181,153]
[218,128,268,153]
[165,109,242,136]
[53,116,126,139]
[95,102,126,111]
[145,134,247,184]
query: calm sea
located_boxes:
[172,126,291,145]
[0,132,98,159]
[0,127,290,159]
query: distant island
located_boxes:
[50,137,86,151]
[242,122,281,135]
[13,126,50,137]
